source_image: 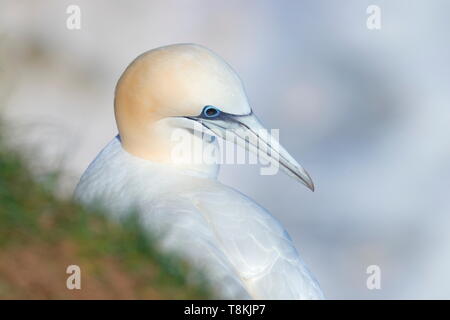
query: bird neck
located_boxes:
[118,118,220,179]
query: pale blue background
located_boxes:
[1,0,449,298]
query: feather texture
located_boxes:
[75,136,323,299]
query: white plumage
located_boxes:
[74,44,323,299]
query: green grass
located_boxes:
[0,127,212,299]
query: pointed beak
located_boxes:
[189,112,315,191]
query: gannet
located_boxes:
[74,44,323,299]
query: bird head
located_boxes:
[114,43,314,191]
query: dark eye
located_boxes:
[202,105,221,118]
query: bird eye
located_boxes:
[202,105,221,118]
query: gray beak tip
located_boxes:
[304,171,315,192]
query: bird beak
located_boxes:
[188,112,315,191]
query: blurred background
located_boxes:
[0,0,449,299]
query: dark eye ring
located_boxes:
[202,105,221,118]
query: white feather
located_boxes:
[75,136,323,299]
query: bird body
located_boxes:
[75,44,323,299]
